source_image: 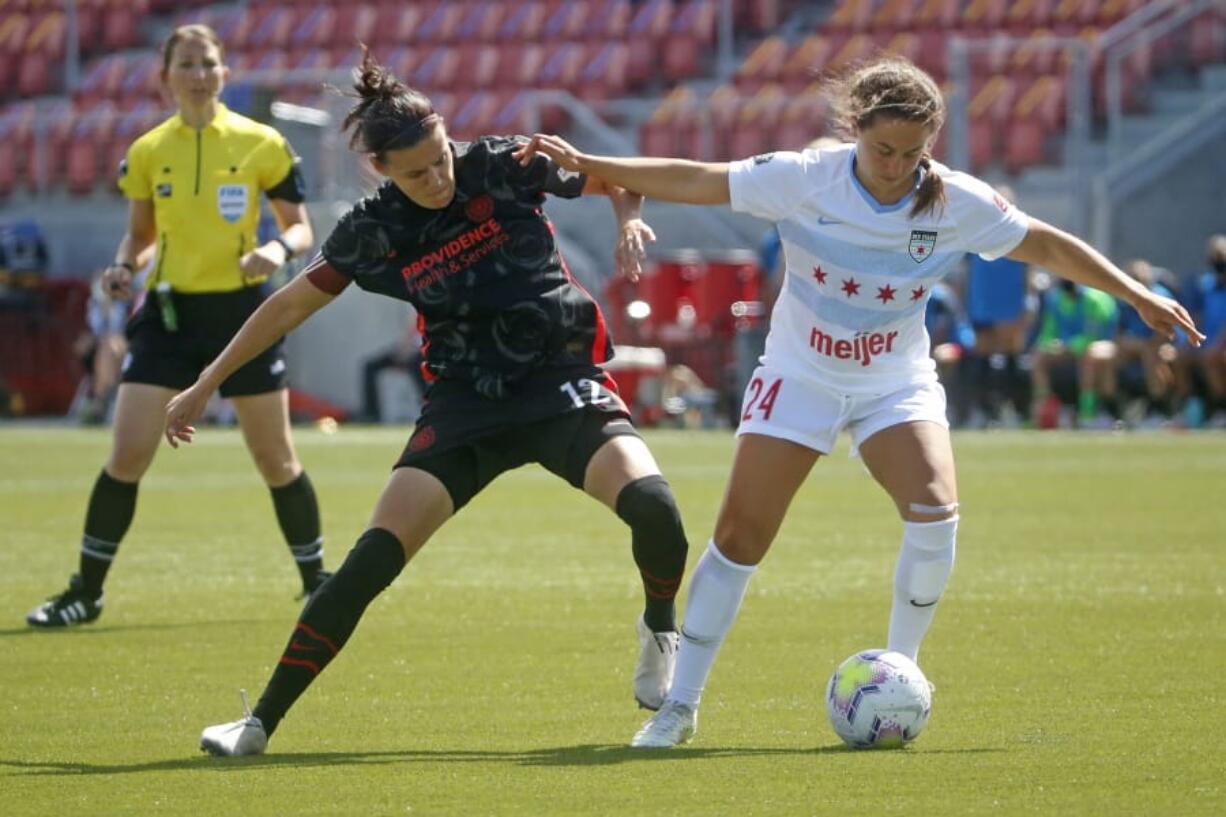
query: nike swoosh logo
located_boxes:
[909,599,937,608]
[817,216,843,225]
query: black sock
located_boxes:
[615,475,689,633]
[253,528,405,736]
[79,470,138,596]
[270,472,325,588]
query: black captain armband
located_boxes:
[266,163,307,203]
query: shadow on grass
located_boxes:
[0,619,272,637]
[0,744,1002,776]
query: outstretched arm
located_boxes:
[580,175,656,281]
[164,273,335,446]
[1008,218,1204,345]
[516,133,731,205]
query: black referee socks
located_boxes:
[616,475,689,633]
[254,527,407,735]
[79,470,139,597]
[269,471,325,589]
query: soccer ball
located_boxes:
[825,649,932,749]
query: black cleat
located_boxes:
[26,574,104,628]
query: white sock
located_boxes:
[668,540,757,707]
[887,516,958,662]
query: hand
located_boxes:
[101,264,134,299]
[164,382,211,448]
[513,133,587,172]
[238,242,287,283]
[615,218,656,282]
[1135,291,1205,347]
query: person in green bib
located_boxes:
[1031,279,1120,425]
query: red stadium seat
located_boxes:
[0,14,30,54]
[411,45,459,92]
[1096,0,1143,27]
[727,85,786,160]
[26,10,65,61]
[780,35,833,92]
[242,5,295,51]
[577,41,630,100]
[870,0,922,33]
[1009,30,1062,78]
[455,1,506,43]
[17,51,53,97]
[537,41,584,92]
[913,0,959,29]
[825,33,876,77]
[584,0,631,40]
[101,5,138,51]
[373,2,429,48]
[489,91,533,134]
[414,1,464,44]
[330,3,377,49]
[674,0,716,47]
[734,35,787,92]
[498,1,547,42]
[289,4,336,51]
[639,87,698,157]
[1051,0,1101,33]
[776,85,831,151]
[496,43,546,90]
[960,0,1007,35]
[1005,0,1055,33]
[0,138,16,197]
[119,53,161,103]
[880,31,922,67]
[825,0,875,33]
[453,43,503,91]
[448,91,500,140]
[1190,6,1226,67]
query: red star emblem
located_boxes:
[915,246,926,255]
[910,285,927,301]
[813,266,827,284]
[841,278,861,297]
[876,284,896,303]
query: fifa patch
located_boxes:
[753,153,775,165]
[217,184,248,223]
[908,229,937,263]
[156,183,173,198]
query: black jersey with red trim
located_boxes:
[320,135,613,400]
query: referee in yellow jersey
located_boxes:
[27,24,329,627]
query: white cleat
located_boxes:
[200,690,268,757]
[634,617,679,711]
[630,700,698,748]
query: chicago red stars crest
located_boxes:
[908,229,937,263]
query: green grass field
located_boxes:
[2,426,1223,816]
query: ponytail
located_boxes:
[341,44,440,160]
[911,155,946,218]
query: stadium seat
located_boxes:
[498,1,547,42]
[0,138,16,197]
[26,10,65,61]
[1096,0,1143,27]
[577,41,630,100]
[960,0,1007,35]
[780,35,833,92]
[455,1,506,43]
[372,2,428,48]
[329,3,377,49]
[825,34,877,77]
[879,31,922,68]
[870,0,921,33]
[288,4,336,51]
[537,41,585,93]
[705,83,743,160]
[967,75,1016,172]
[639,86,698,156]
[118,53,161,103]
[775,85,830,151]
[734,35,787,92]
[825,0,876,33]
[415,2,465,45]
[1006,75,1064,171]
[1009,30,1061,78]
[1051,0,1101,33]
[542,0,590,42]
[912,0,959,29]
[101,4,138,51]
[583,0,631,41]
[412,45,460,92]
[453,43,503,91]
[1190,6,1226,67]
[0,13,30,54]
[626,0,671,85]
[727,85,786,160]
[496,43,546,90]
[449,91,500,141]
[1005,0,1055,33]
[17,51,53,97]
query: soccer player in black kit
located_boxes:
[164,49,691,755]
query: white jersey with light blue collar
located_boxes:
[729,143,1030,394]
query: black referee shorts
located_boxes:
[122,286,287,397]
[395,406,642,511]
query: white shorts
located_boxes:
[736,365,949,456]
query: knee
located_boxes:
[250,445,300,486]
[711,508,774,566]
[616,475,688,553]
[106,446,154,482]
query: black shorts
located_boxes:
[394,366,639,509]
[121,286,287,398]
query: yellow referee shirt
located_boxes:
[118,103,300,293]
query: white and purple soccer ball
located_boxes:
[825,649,932,749]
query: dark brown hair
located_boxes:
[830,57,946,218]
[342,46,441,161]
[161,24,224,76]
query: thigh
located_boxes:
[106,382,180,480]
[231,389,301,486]
[858,420,957,522]
[713,432,821,565]
[528,409,651,510]
[368,467,455,562]
[581,429,661,512]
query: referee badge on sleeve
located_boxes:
[908,230,937,263]
[217,184,249,223]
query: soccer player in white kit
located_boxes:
[516,57,1203,748]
